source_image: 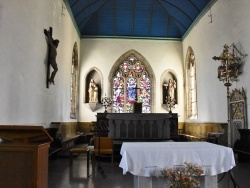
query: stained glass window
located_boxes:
[112,54,151,113]
[186,47,197,119]
[70,43,78,119]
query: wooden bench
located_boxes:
[61,135,80,149]
[46,128,80,158]
[180,134,207,142]
[46,128,62,158]
[69,148,90,176]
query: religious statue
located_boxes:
[233,103,243,119]
[44,27,60,85]
[164,78,177,101]
[88,79,98,103]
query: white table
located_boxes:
[119,142,235,188]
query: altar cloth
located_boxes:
[119,142,235,177]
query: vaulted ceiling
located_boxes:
[65,0,215,39]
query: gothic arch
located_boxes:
[84,67,103,103]
[108,49,156,112]
[161,69,178,105]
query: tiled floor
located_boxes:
[48,148,250,188]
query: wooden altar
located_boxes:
[96,113,178,141]
[0,125,53,188]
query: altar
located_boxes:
[119,142,235,188]
[105,113,178,141]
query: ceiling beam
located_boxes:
[132,0,135,36]
[165,16,169,37]
[70,0,80,9]
[156,0,183,37]
[148,0,155,37]
[114,0,117,36]
[80,0,111,34]
[160,0,193,22]
[75,0,100,18]
[187,0,200,12]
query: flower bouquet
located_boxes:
[159,162,204,188]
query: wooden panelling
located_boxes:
[0,143,50,188]
[184,123,224,137]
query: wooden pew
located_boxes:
[46,127,81,158]
[45,128,62,158]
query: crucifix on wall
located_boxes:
[44,27,60,88]
[130,87,142,113]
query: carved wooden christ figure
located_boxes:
[44,27,60,85]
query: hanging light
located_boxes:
[212,44,247,87]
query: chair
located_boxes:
[93,137,113,166]
[69,148,90,175]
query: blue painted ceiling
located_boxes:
[65,0,215,39]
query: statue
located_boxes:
[44,27,60,85]
[164,79,177,101]
[88,79,98,102]
[233,103,243,119]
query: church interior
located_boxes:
[1,0,250,187]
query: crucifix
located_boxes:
[44,27,60,88]
[133,87,141,102]
[131,87,142,113]
[113,86,142,113]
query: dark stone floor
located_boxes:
[49,154,133,188]
[48,148,250,188]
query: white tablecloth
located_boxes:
[119,142,235,177]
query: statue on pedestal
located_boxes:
[164,79,176,101]
[88,79,98,103]
[164,78,177,113]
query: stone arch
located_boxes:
[161,69,178,104]
[85,67,103,103]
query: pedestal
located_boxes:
[134,175,218,188]
[89,102,101,112]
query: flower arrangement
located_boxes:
[159,162,204,188]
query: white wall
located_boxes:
[0,0,80,126]
[183,0,250,127]
[79,38,184,122]
[2,0,249,127]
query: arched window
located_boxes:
[70,43,78,119]
[112,54,151,113]
[186,47,197,119]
